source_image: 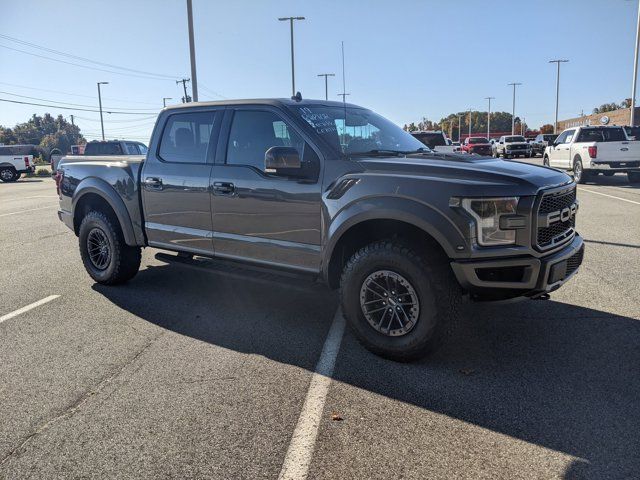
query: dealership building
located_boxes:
[557,106,640,131]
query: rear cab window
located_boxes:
[84,142,123,155]
[576,127,626,143]
[158,111,220,163]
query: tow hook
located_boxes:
[533,293,551,300]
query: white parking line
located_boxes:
[278,309,346,480]
[579,188,640,205]
[0,295,60,325]
[0,205,57,218]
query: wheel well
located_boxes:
[326,219,449,289]
[73,193,120,236]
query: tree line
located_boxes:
[0,114,85,159]
[403,111,536,138]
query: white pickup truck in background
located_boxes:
[0,144,35,182]
[543,126,640,184]
[410,131,456,153]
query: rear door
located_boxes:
[141,108,223,255]
[210,107,323,272]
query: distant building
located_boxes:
[557,106,640,131]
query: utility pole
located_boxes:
[337,93,350,101]
[508,82,522,135]
[522,117,525,136]
[278,16,305,96]
[163,97,172,108]
[485,97,494,140]
[317,73,335,101]
[186,0,198,102]
[549,59,569,133]
[457,114,462,142]
[177,79,191,103]
[468,110,472,138]
[632,0,640,126]
[97,82,108,141]
[70,114,75,127]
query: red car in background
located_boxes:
[462,137,492,156]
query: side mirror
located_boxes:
[265,146,302,177]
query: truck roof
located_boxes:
[163,98,362,111]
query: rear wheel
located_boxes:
[628,171,640,184]
[340,240,461,362]
[0,167,18,182]
[79,210,141,285]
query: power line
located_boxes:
[0,34,180,80]
[0,81,162,106]
[0,98,157,115]
[72,115,158,124]
[0,90,159,111]
[0,43,179,82]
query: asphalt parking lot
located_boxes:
[1,161,639,480]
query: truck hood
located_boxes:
[355,153,572,196]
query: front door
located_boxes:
[211,108,322,272]
[549,129,574,169]
[141,109,222,255]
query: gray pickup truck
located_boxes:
[56,98,584,361]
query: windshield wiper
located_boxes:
[349,149,407,157]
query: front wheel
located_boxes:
[0,167,18,182]
[339,240,461,362]
[543,155,550,167]
[628,171,640,184]
[573,157,589,184]
[79,210,141,285]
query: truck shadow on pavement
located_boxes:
[93,259,640,480]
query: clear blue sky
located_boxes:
[1,0,638,142]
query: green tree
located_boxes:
[0,114,85,157]
[540,124,554,134]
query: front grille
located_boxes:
[565,246,584,277]
[510,145,526,150]
[535,185,577,250]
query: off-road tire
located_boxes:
[628,171,640,184]
[0,167,18,182]
[79,210,141,285]
[340,240,462,362]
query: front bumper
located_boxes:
[450,234,584,300]
[505,148,531,156]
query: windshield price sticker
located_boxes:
[299,107,337,134]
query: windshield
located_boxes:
[292,105,427,155]
[468,137,489,144]
[543,134,558,142]
[412,132,447,148]
[505,136,526,143]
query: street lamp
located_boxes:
[549,60,569,133]
[468,109,472,138]
[278,16,305,96]
[457,114,462,142]
[163,97,172,108]
[186,0,198,102]
[317,73,335,101]
[485,96,495,140]
[97,82,109,141]
[508,82,522,135]
[632,0,640,126]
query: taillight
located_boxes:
[588,146,597,158]
[24,156,30,167]
[55,170,64,195]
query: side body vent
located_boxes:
[327,178,359,200]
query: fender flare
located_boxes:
[322,196,467,282]
[72,177,139,246]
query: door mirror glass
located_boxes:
[265,146,302,176]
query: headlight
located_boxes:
[460,197,519,246]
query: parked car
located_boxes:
[56,98,583,361]
[451,141,462,152]
[410,130,456,153]
[543,125,640,184]
[493,135,531,159]
[462,137,492,156]
[0,144,36,182]
[531,134,558,157]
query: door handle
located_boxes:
[144,177,163,190]
[213,182,235,195]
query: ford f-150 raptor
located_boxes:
[55,98,584,361]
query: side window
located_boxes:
[565,130,575,143]
[138,144,148,154]
[124,143,139,155]
[159,111,218,163]
[227,110,305,170]
[555,131,569,144]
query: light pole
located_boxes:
[457,114,462,142]
[186,0,198,102]
[317,73,335,100]
[278,16,305,96]
[549,60,569,133]
[485,96,494,140]
[163,97,172,108]
[97,82,108,141]
[508,82,522,135]
[468,109,472,138]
